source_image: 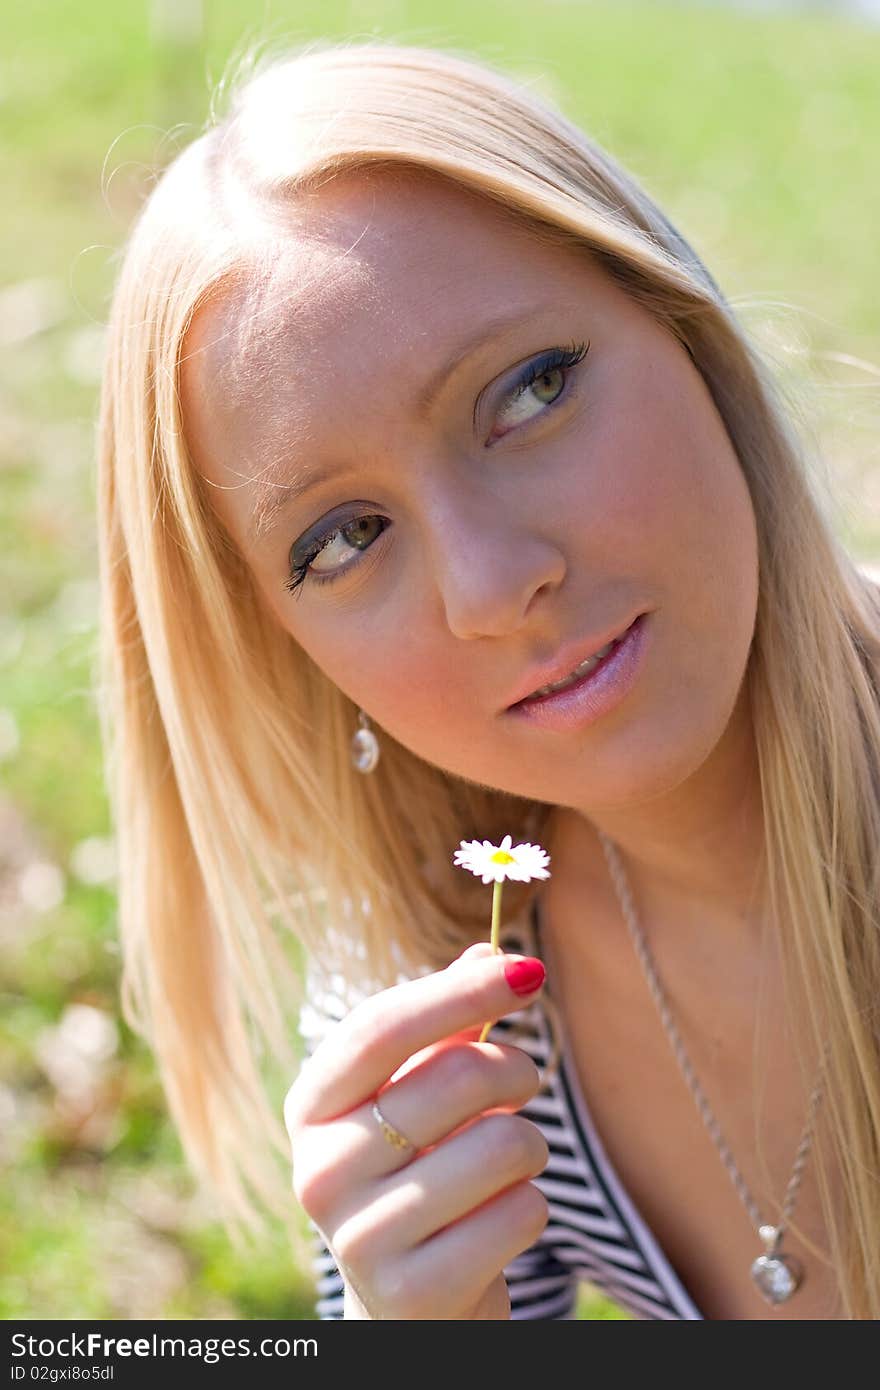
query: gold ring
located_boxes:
[372,1098,415,1153]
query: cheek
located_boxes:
[288,609,467,732]
[599,357,758,633]
[569,359,759,765]
[293,611,512,785]
[644,462,759,776]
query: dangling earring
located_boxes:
[351,708,380,774]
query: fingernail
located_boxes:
[504,956,546,997]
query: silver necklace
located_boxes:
[596,829,826,1307]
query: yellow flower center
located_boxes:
[490,850,517,864]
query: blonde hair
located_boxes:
[96,36,880,1313]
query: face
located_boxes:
[179,169,759,823]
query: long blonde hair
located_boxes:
[96,36,880,1314]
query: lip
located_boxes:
[502,612,645,711]
[504,612,649,730]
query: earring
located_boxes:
[351,708,380,774]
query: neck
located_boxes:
[546,681,768,949]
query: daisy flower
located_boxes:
[452,833,551,1041]
[453,833,550,885]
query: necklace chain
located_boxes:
[597,829,826,1245]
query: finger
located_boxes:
[330,1117,544,1312]
[385,942,498,1084]
[290,1037,542,1229]
[447,941,496,968]
[397,1181,550,1319]
[316,1039,542,1191]
[288,952,545,1128]
[333,1111,548,1264]
[386,1013,494,1085]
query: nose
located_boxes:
[422,481,566,640]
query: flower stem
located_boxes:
[477,879,504,1043]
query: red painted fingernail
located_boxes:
[504,956,546,996]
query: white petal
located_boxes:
[452,834,551,883]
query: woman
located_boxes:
[96,38,880,1318]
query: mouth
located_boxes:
[505,614,644,711]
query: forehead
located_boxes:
[178,171,613,532]
[184,236,381,428]
[187,170,578,379]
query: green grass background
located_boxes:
[2,0,878,1320]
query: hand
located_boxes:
[284,942,549,1319]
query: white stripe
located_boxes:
[541,1149,594,1178]
[316,1296,344,1318]
[495,1032,549,1061]
[545,1201,630,1246]
[510,1289,580,1319]
[598,1261,686,1303]
[537,1173,607,1209]
[522,1092,567,1121]
[507,1274,578,1302]
[315,1273,344,1296]
[547,1239,680,1312]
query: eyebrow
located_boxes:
[248,306,549,543]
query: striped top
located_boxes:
[298,892,704,1320]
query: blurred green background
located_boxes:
[2,0,879,1321]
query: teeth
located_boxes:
[528,638,618,698]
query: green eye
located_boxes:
[528,365,565,402]
[493,340,589,437]
[286,515,390,597]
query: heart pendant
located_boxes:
[750,1251,804,1305]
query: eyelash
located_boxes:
[284,338,591,599]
